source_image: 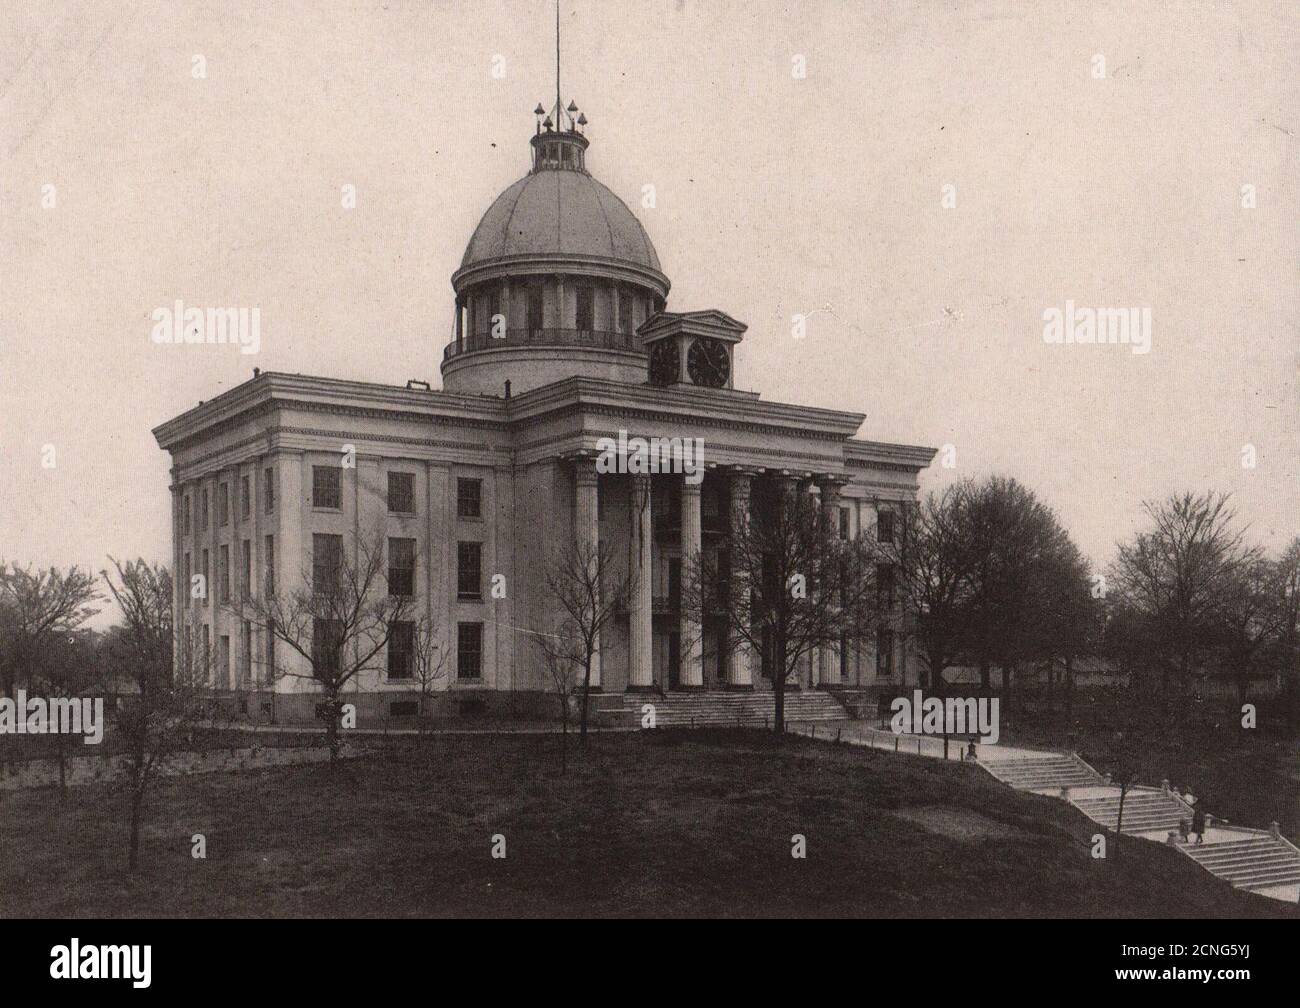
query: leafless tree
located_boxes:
[228,531,413,764]
[29,627,101,798]
[410,614,449,733]
[683,480,881,735]
[533,626,581,772]
[0,563,101,697]
[536,541,628,746]
[101,557,211,870]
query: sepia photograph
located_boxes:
[1,0,1297,972]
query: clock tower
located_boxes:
[639,310,746,390]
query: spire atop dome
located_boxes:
[531,2,588,172]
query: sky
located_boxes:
[2,0,1297,616]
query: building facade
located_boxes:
[153,102,935,722]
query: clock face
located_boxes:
[648,339,680,385]
[687,337,730,388]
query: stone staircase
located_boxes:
[981,753,1105,792]
[1182,835,1300,892]
[1072,788,1191,835]
[595,689,849,728]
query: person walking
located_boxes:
[1190,801,1207,845]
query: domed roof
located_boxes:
[461,169,661,272]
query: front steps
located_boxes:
[1072,789,1191,835]
[1182,836,1300,891]
[595,689,849,728]
[981,754,1104,792]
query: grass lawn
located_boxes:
[2,729,1295,918]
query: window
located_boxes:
[182,495,191,535]
[240,475,251,519]
[839,507,850,540]
[876,627,894,677]
[877,510,894,544]
[313,466,341,509]
[313,534,343,593]
[457,478,481,518]
[219,545,230,602]
[265,618,276,683]
[526,285,544,331]
[240,540,251,600]
[264,467,275,512]
[618,286,633,335]
[312,618,343,676]
[201,550,210,606]
[388,538,416,597]
[457,541,482,600]
[388,472,415,514]
[388,621,414,680]
[576,286,594,331]
[264,534,275,595]
[199,489,209,531]
[218,484,229,527]
[457,622,483,680]
[241,620,252,687]
[390,700,419,717]
[214,632,228,689]
[201,624,211,670]
[877,562,895,609]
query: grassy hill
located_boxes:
[2,730,1294,917]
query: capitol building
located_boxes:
[153,91,934,723]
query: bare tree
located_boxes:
[0,563,101,697]
[29,627,102,797]
[683,480,881,735]
[1110,492,1252,697]
[533,626,581,772]
[101,557,212,870]
[229,531,413,764]
[409,614,449,734]
[537,541,628,746]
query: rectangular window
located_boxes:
[576,286,594,331]
[618,286,633,335]
[219,545,230,602]
[313,534,343,593]
[182,495,192,535]
[457,478,482,518]
[201,549,210,606]
[264,467,275,512]
[388,471,415,514]
[839,507,850,540]
[265,618,276,683]
[457,541,482,600]
[241,539,251,600]
[388,620,414,680]
[457,622,483,680]
[218,484,230,527]
[312,618,343,676]
[240,620,252,687]
[388,537,416,597]
[527,285,544,331]
[264,534,275,595]
[876,562,895,609]
[200,489,209,531]
[876,627,894,677]
[313,465,341,509]
[877,510,894,544]
[182,553,191,603]
[201,624,211,671]
[240,475,251,520]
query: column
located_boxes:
[628,475,654,689]
[728,470,754,687]
[574,458,601,688]
[679,478,703,687]
[817,476,847,687]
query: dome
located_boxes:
[460,169,661,273]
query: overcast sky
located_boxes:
[2,0,1297,608]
